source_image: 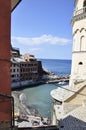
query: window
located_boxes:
[13,69,15,72]
[80,36,85,51]
[83,0,86,7]
[78,62,83,65]
[83,0,86,12]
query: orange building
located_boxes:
[0,0,22,129]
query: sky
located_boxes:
[11,0,75,60]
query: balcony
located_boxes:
[72,6,86,25]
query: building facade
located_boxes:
[11,48,43,88]
[21,54,39,81]
[70,0,86,86]
[0,1,11,127]
[0,0,22,129]
[51,0,86,129]
[11,60,20,82]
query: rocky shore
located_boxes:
[12,91,51,128]
[42,69,69,83]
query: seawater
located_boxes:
[40,59,71,75]
[21,84,57,118]
[20,59,71,118]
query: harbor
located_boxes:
[12,82,66,127]
[11,59,70,128]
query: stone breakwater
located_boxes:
[12,91,51,128]
[42,69,69,84]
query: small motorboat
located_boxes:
[58,81,67,85]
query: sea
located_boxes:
[20,59,71,118]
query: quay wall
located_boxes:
[12,74,69,90]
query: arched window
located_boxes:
[83,0,86,7]
[83,0,86,12]
[80,36,85,51]
[78,62,83,65]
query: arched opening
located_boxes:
[78,62,83,65]
[80,36,86,51]
[83,0,86,7]
[83,0,86,12]
[78,62,83,77]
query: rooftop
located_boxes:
[11,57,25,63]
[51,81,86,102]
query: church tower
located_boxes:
[70,0,86,86]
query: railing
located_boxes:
[73,6,86,16]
